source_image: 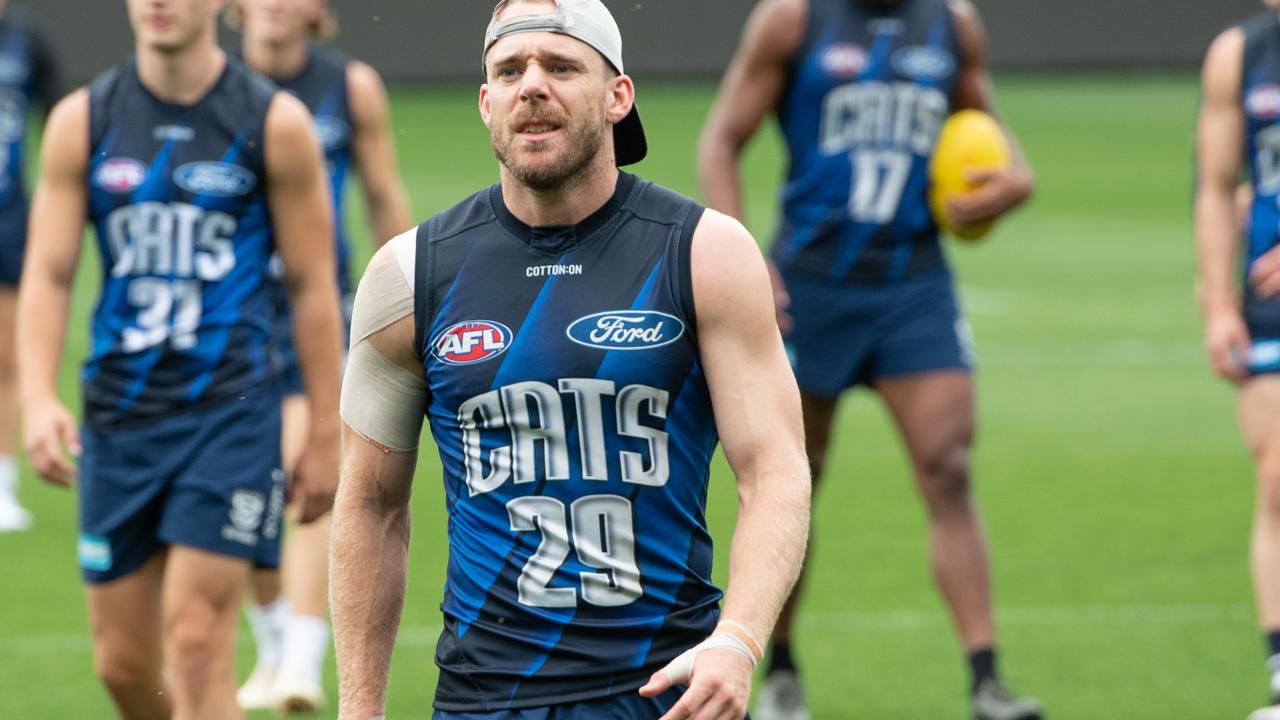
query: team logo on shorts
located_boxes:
[892,46,954,81]
[174,162,258,198]
[1248,85,1280,120]
[222,488,266,547]
[821,43,868,79]
[432,320,513,365]
[93,158,148,194]
[78,534,113,572]
[567,310,685,351]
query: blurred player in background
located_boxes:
[328,1,811,718]
[1196,3,1280,718]
[226,0,412,712]
[0,0,61,532]
[16,0,343,717]
[699,0,1038,718]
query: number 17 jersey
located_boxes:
[774,0,959,284]
[413,172,722,711]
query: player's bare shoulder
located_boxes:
[1202,24,1246,92]
[744,0,809,60]
[690,210,772,320]
[41,87,89,165]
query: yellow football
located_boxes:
[929,109,1011,242]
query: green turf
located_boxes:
[0,73,1264,718]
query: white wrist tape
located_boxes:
[660,632,759,686]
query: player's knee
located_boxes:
[916,440,973,510]
[165,604,230,683]
[0,340,14,380]
[94,644,160,698]
[1258,455,1280,516]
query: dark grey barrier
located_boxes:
[21,0,1272,85]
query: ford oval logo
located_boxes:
[566,311,685,351]
[432,320,513,365]
[892,46,954,81]
[173,162,257,198]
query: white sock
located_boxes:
[246,598,289,669]
[0,456,16,503]
[279,614,330,687]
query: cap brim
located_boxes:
[613,103,647,166]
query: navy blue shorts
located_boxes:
[0,203,27,287]
[433,688,743,720]
[1246,288,1280,375]
[782,266,973,397]
[77,385,286,584]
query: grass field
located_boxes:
[0,73,1264,718]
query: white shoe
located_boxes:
[1250,705,1280,720]
[276,675,326,715]
[754,670,812,720]
[236,662,279,711]
[0,501,33,533]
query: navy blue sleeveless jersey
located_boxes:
[1242,11,1280,338]
[85,56,278,428]
[412,172,722,711]
[773,0,959,284]
[0,4,60,228]
[260,43,354,295]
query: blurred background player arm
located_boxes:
[697,0,805,334]
[945,0,1035,229]
[349,61,412,248]
[331,247,422,720]
[641,211,811,719]
[1196,26,1251,382]
[266,92,344,521]
[16,90,89,487]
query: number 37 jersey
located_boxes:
[413,173,722,711]
[84,56,278,428]
[774,0,959,284]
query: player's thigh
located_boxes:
[0,285,14,375]
[162,545,251,671]
[85,552,167,677]
[800,391,840,480]
[1239,375,1280,468]
[875,370,975,473]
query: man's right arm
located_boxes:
[331,243,426,719]
[1194,27,1249,382]
[17,89,88,486]
[697,0,805,222]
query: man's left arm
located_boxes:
[640,210,811,720]
[349,61,412,249]
[266,93,345,523]
[946,0,1035,228]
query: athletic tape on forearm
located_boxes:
[715,619,764,662]
[660,632,758,686]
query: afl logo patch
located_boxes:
[174,162,258,197]
[433,321,513,365]
[892,46,954,81]
[1248,85,1280,120]
[94,158,148,194]
[821,43,868,79]
[567,311,685,351]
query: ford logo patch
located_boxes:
[892,46,954,81]
[433,320,513,365]
[173,162,257,198]
[567,311,685,351]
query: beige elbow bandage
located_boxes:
[338,250,428,452]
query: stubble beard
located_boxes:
[492,112,606,193]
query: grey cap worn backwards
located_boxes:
[483,0,647,165]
